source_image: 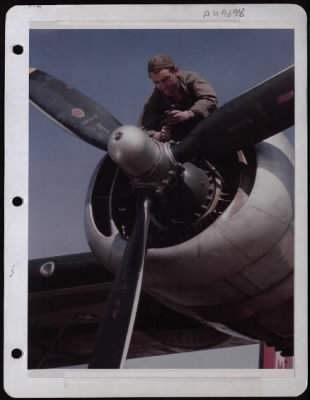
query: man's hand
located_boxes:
[165,109,194,125]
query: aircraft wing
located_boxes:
[29,253,258,368]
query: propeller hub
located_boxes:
[108,126,159,177]
[108,125,179,187]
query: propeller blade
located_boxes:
[29,69,121,150]
[172,65,294,163]
[88,189,152,368]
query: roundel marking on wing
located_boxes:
[71,107,86,118]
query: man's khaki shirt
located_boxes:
[139,70,218,136]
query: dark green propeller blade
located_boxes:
[173,65,294,162]
[88,189,152,368]
[29,69,121,150]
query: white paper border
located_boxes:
[4,4,308,398]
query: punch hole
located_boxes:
[12,45,24,55]
[11,348,23,359]
[12,197,23,206]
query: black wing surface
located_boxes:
[28,253,257,368]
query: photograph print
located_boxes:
[28,28,294,370]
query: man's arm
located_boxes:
[186,71,218,118]
[138,91,164,135]
[138,94,172,142]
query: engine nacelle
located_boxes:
[85,132,294,354]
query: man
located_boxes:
[139,54,218,142]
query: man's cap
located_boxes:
[147,54,177,74]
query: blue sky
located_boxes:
[29,29,294,368]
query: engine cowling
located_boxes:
[85,132,294,354]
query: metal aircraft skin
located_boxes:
[28,66,294,369]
